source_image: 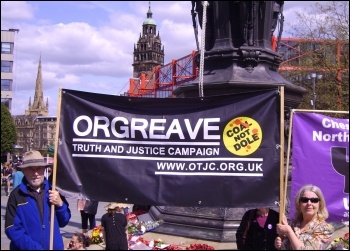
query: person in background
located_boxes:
[66,232,90,250]
[45,166,53,184]
[5,150,71,250]
[12,163,24,191]
[78,198,99,234]
[236,207,279,250]
[1,162,13,196]
[275,184,333,250]
[101,202,128,250]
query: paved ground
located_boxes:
[1,185,348,250]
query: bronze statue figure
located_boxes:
[192,1,284,51]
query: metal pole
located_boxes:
[198,1,208,98]
[312,77,316,110]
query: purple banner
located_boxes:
[291,112,349,222]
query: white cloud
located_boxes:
[1,1,34,22]
[2,1,320,116]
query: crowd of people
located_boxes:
[2,150,338,250]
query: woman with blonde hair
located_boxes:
[275,184,333,250]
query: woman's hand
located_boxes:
[281,214,288,225]
[276,214,290,237]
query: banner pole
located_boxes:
[293,109,348,114]
[284,108,295,220]
[279,86,285,223]
[49,88,63,250]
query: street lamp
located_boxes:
[306,73,323,110]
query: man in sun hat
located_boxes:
[4,150,71,250]
[104,202,119,211]
[101,202,129,250]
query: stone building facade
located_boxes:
[132,3,164,80]
[12,56,56,153]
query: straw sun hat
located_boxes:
[19,150,50,169]
[104,202,129,211]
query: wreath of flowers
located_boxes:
[130,237,215,250]
[329,233,349,250]
[127,219,164,235]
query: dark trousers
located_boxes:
[80,210,96,230]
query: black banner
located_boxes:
[56,88,280,207]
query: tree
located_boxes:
[281,1,349,113]
[1,103,17,153]
[45,145,54,157]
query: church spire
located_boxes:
[32,55,46,112]
[25,55,48,116]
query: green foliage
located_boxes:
[44,145,54,157]
[1,103,17,153]
[281,1,349,112]
[47,145,54,153]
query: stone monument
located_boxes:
[149,1,305,242]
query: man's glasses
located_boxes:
[28,166,45,172]
[299,197,320,203]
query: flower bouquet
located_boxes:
[127,219,164,235]
[185,243,215,250]
[329,233,349,250]
[128,236,216,250]
[126,213,138,223]
[90,225,103,245]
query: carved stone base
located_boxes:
[148,184,290,242]
[149,206,249,242]
[173,47,307,109]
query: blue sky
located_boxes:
[1,1,320,116]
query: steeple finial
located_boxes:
[147,1,152,19]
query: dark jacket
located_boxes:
[5,178,71,250]
[101,212,128,250]
[236,209,279,250]
[84,200,99,215]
